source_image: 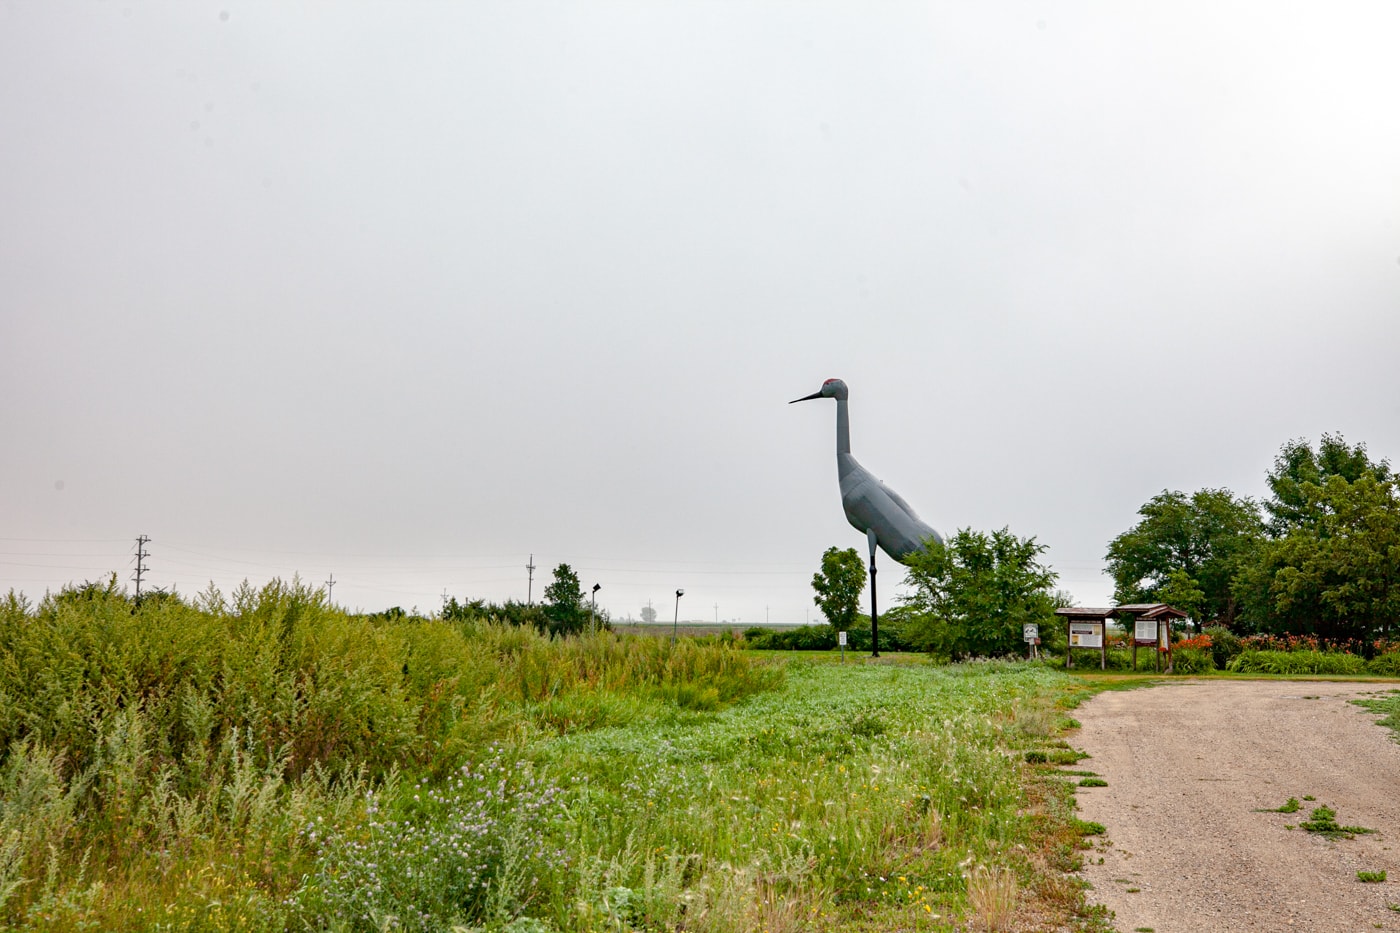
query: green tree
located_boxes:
[811,547,866,631]
[543,563,586,636]
[1155,568,1206,628]
[1238,472,1400,642]
[900,527,1058,659]
[1105,488,1263,627]
[1265,433,1392,534]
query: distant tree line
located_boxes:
[441,562,609,637]
[1107,433,1399,646]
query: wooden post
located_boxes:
[1163,619,1173,674]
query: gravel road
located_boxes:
[1072,680,1400,932]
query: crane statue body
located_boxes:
[791,377,942,656]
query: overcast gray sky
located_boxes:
[4,3,1399,622]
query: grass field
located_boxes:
[0,582,1109,931]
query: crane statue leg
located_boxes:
[867,528,880,658]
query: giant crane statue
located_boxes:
[791,377,943,656]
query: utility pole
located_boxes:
[326,573,336,604]
[714,603,718,625]
[132,535,150,600]
[526,554,536,604]
[766,605,769,625]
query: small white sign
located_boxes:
[838,631,847,646]
[1023,623,1039,643]
[1069,621,1103,648]
[1134,619,1157,643]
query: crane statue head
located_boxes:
[789,377,848,404]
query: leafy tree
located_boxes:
[811,547,867,631]
[639,604,658,625]
[1105,489,1263,627]
[1155,568,1206,628]
[543,563,586,636]
[1265,433,1392,534]
[899,528,1058,659]
[1238,472,1400,642]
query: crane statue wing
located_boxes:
[878,479,922,524]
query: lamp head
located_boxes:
[676,588,685,598]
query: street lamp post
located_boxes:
[672,588,685,645]
[590,583,601,634]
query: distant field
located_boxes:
[613,620,804,637]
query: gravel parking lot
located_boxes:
[1072,680,1400,932]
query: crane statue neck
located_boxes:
[835,397,851,456]
[835,398,860,485]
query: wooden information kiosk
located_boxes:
[1118,603,1188,673]
[1057,607,1112,669]
[1056,604,1188,671]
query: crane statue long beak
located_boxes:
[789,391,823,404]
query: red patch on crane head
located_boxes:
[823,378,839,385]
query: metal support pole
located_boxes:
[672,588,684,645]
[867,528,880,658]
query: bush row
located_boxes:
[741,620,918,652]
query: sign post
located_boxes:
[1023,623,1040,659]
[838,630,847,663]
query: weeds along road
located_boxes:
[1072,680,1400,933]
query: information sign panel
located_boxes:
[1134,619,1158,643]
[1069,621,1102,648]
[1023,623,1039,643]
[838,631,847,647]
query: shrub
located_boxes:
[1366,651,1400,676]
[1227,650,1367,675]
[1202,626,1243,670]
[1170,647,1214,675]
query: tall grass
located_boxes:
[0,580,1087,930]
[0,579,778,929]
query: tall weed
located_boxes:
[0,579,778,927]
